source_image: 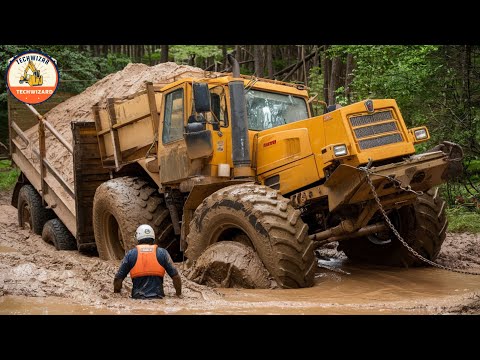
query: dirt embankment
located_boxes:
[1,188,480,314]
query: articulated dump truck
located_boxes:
[9,55,463,288]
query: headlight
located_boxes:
[414,129,428,140]
[333,144,348,157]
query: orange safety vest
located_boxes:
[130,245,166,279]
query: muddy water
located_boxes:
[0,296,117,315]
[217,259,480,314]
[1,188,479,315]
[2,259,479,315]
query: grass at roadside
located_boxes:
[447,207,480,233]
[0,160,19,191]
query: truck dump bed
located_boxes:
[9,93,108,251]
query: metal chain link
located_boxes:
[360,168,480,276]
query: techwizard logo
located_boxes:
[6,51,59,105]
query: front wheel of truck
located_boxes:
[338,187,447,267]
[185,183,316,288]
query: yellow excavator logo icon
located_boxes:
[19,60,43,86]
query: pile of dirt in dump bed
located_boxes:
[21,62,216,187]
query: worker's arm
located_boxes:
[171,274,182,297]
[159,249,182,297]
[113,251,133,293]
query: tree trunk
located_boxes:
[313,46,319,68]
[266,45,274,78]
[345,53,354,103]
[329,56,341,105]
[222,45,228,68]
[322,51,330,103]
[302,45,308,86]
[160,45,169,63]
[146,45,152,65]
[235,45,241,63]
[254,45,264,77]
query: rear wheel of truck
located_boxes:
[93,176,174,261]
[17,184,55,235]
[42,218,77,251]
[338,188,447,267]
[185,184,316,289]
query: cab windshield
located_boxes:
[245,89,309,131]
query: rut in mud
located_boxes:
[1,188,480,314]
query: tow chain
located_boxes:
[359,167,480,276]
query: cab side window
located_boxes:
[162,89,184,143]
[205,86,228,127]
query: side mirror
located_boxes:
[193,83,211,113]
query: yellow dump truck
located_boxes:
[9,55,462,288]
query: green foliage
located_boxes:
[328,45,440,127]
[414,142,429,154]
[169,45,223,65]
[0,160,19,191]
[466,159,480,173]
[240,66,254,75]
[308,66,324,101]
[446,207,480,233]
[308,66,326,115]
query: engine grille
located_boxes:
[350,110,394,127]
[349,109,403,150]
[354,122,398,139]
[359,133,403,150]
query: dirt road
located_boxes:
[1,189,479,315]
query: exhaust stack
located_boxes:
[227,53,251,178]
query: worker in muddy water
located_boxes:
[113,224,182,299]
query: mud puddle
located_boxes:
[217,259,480,314]
[1,189,480,314]
[4,260,478,314]
[0,295,117,315]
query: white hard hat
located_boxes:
[135,224,155,241]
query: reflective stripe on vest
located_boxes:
[130,245,166,279]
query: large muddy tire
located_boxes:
[338,187,447,267]
[17,184,55,235]
[185,184,316,289]
[93,176,174,261]
[42,218,77,251]
[186,242,273,289]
